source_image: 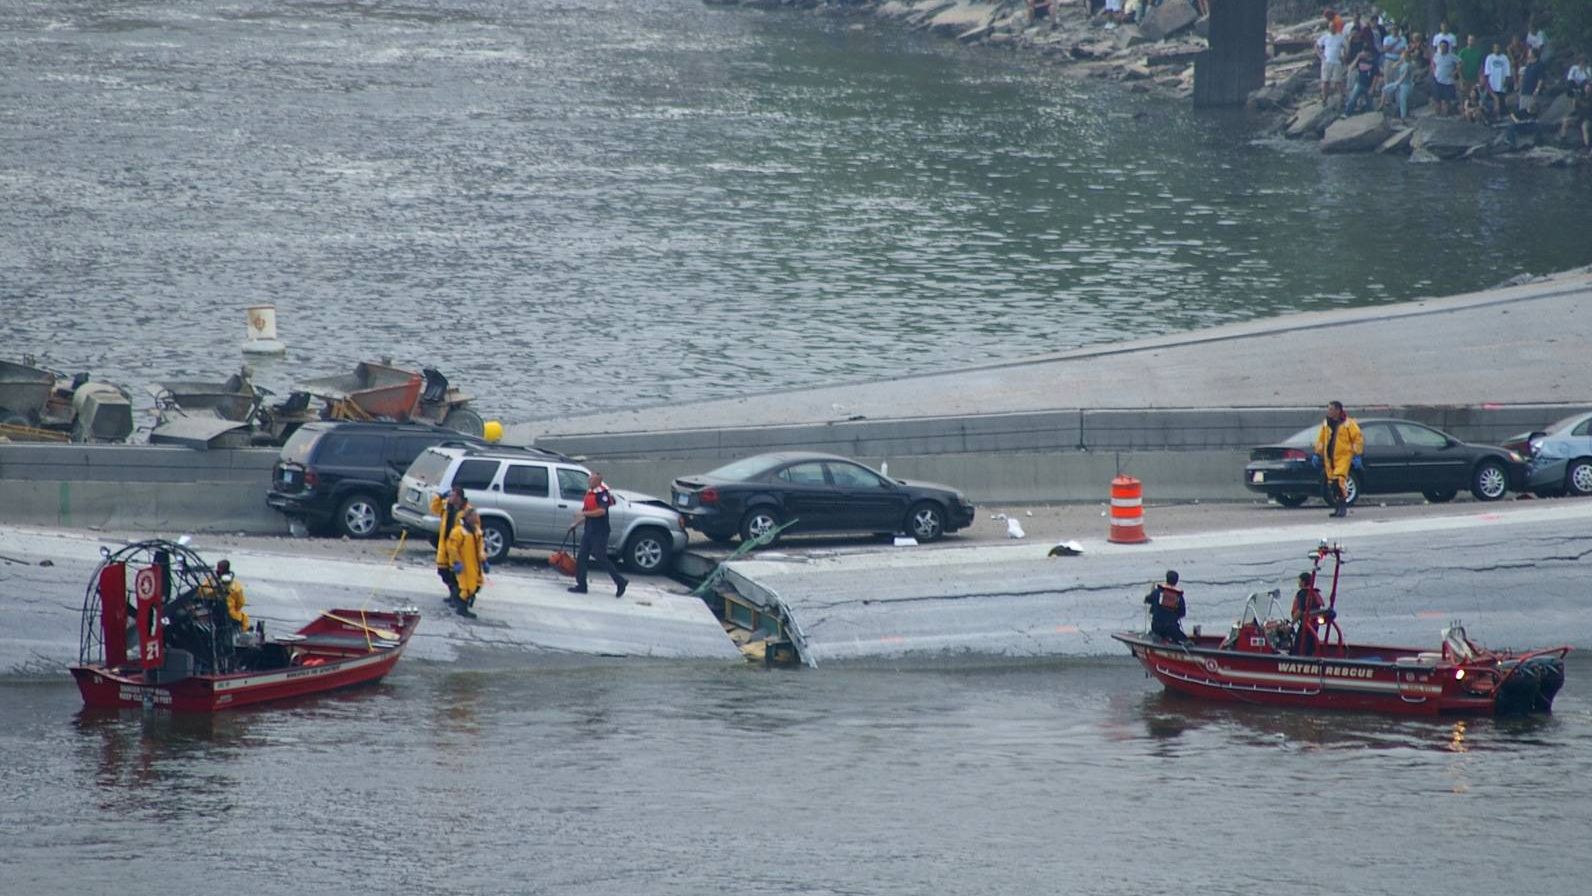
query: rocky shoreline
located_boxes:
[707,0,1588,167]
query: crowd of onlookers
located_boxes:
[1314,6,1592,151]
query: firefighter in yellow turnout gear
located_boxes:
[430,485,472,609]
[200,559,250,633]
[447,510,488,619]
[1314,401,1364,519]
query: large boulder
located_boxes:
[1410,117,1500,160]
[1321,112,1394,153]
[1539,93,1574,128]
[1249,66,1313,110]
[926,3,993,37]
[1286,102,1340,139]
[1140,1,1199,42]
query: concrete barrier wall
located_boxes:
[591,450,1254,506]
[3,401,1580,535]
[534,404,1586,462]
[0,445,283,533]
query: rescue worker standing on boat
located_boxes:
[567,472,628,598]
[1290,571,1326,655]
[447,510,488,619]
[206,559,249,632]
[1314,400,1364,519]
[1144,570,1190,644]
[431,485,471,609]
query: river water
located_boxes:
[4,656,1590,894]
[3,1,1590,422]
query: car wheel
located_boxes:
[1274,493,1309,508]
[475,517,511,564]
[1322,473,1360,507]
[442,407,485,438]
[906,502,946,542]
[739,507,782,546]
[1566,459,1592,497]
[335,494,382,539]
[623,527,673,574]
[0,407,32,427]
[1422,489,1457,503]
[1471,460,1508,501]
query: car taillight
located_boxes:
[1282,449,1309,461]
[304,468,320,488]
[699,487,719,505]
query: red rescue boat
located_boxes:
[1113,542,1569,716]
[70,539,420,712]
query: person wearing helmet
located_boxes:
[1144,570,1190,644]
[204,559,249,632]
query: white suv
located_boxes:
[391,445,687,574]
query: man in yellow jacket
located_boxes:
[200,559,249,633]
[431,485,471,609]
[447,510,488,619]
[1314,401,1364,518]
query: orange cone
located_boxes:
[1108,475,1149,544]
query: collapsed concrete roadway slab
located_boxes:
[713,500,1592,666]
[0,526,741,678]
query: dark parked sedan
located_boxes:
[1243,418,1526,508]
[671,452,976,545]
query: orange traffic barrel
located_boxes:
[1108,475,1149,544]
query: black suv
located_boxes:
[266,421,484,538]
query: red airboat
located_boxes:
[1113,542,1569,716]
[70,539,419,712]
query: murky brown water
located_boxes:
[4,656,1590,894]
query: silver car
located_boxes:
[1514,411,1592,496]
[391,445,688,573]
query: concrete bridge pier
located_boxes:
[1194,0,1269,107]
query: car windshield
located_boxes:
[705,456,782,481]
[405,449,453,486]
[278,427,322,464]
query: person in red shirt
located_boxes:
[567,472,628,597]
[1291,572,1327,655]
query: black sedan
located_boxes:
[671,452,976,545]
[1243,418,1527,508]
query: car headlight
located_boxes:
[1507,451,1524,463]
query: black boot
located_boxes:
[456,595,477,619]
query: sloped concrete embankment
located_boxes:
[0,527,740,678]
[713,501,1592,666]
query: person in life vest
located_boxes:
[1290,571,1327,656]
[447,510,488,619]
[1314,400,1364,519]
[567,471,628,598]
[200,559,250,637]
[431,485,472,609]
[1144,569,1189,644]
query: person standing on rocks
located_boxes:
[1430,40,1462,117]
[1314,401,1364,519]
[1483,42,1513,120]
[1517,50,1546,116]
[1344,48,1380,115]
[1317,20,1348,105]
[1431,22,1456,58]
[1457,35,1484,99]
[1379,47,1415,123]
